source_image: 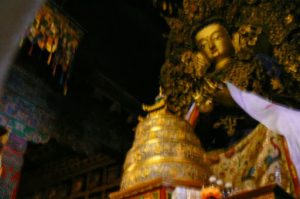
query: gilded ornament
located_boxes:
[213,116,244,136]
[121,92,211,189]
[160,0,300,134]
[124,1,300,197]
[270,78,283,92]
[285,14,294,25]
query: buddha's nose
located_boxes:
[208,41,216,50]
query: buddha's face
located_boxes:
[195,23,234,64]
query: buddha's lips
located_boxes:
[211,49,219,57]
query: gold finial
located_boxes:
[142,86,167,113]
[285,14,294,25]
[158,86,163,96]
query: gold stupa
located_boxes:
[120,93,211,190]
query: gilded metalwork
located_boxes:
[206,125,296,196]
[121,98,211,189]
[213,116,244,136]
[122,0,300,195]
[161,0,300,120]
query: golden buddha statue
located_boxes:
[119,0,300,196]
[192,19,299,194]
[120,88,211,190]
[161,19,299,196]
[193,22,234,72]
[191,21,236,112]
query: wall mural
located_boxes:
[0,89,53,198]
[0,1,84,197]
[0,134,26,199]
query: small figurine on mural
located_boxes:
[0,125,10,176]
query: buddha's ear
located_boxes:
[231,32,242,53]
[194,52,211,77]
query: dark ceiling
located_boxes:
[59,0,169,103]
[55,0,169,153]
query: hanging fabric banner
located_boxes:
[23,1,84,95]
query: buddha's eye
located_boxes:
[198,40,207,50]
[212,32,222,41]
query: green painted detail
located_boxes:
[0,112,49,143]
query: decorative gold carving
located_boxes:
[213,116,244,136]
[160,0,300,120]
[142,87,166,113]
[232,24,262,56]
[120,0,300,196]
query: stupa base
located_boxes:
[109,178,204,199]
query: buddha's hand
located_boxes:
[214,82,238,107]
[202,78,236,109]
[193,91,214,113]
[192,79,216,113]
[199,98,214,113]
[203,77,221,97]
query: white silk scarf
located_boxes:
[227,82,300,181]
